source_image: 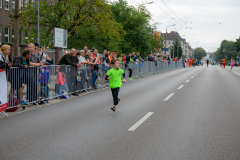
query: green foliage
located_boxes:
[110,0,154,58]
[170,38,183,58]
[214,40,236,61]
[194,47,206,60]
[153,33,164,53]
[10,0,158,57]
[235,37,240,53]
[11,0,124,50]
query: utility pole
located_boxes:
[13,0,19,57]
[38,0,40,45]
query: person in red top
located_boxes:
[222,58,226,69]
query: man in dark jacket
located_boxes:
[58,48,81,96]
[9,49,31,108]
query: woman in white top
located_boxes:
[76,50,89,91]
[40,47,52,63]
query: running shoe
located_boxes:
[19,100,28,106]
[111,106,116,112]
[129,78,132,81]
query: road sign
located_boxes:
[54,27,68,48]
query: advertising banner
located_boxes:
[0,69,7,112]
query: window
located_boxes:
[19,0,23,8]
[24,31,28,43]
[0,0,2,8]
[5,0,9,10]
[12,29,14,43]
[12,0,15,9]
[5,27,9,43]
[0,25,2,45]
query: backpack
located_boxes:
[6,97,18,112]
[93,58,99,71]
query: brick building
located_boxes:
[0,0,14,46]
[0,0,28,59]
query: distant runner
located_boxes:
[222,58,226,69]
[230,57,234,70]
[206,59,209,67]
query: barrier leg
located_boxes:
[0,111,8,117]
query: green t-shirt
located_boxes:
[106,68,124,88]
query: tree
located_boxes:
[193,47,206,60]
[220,40,236,61]
[170,38,183,58]
[152,32,164,53]
[110,0,154,57]
[235,37,240,53]
[10,0,124,51]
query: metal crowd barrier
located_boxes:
[3,60,183,113]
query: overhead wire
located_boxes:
[152,0,200,48]
[155,0,200,47]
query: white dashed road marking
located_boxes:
[128,112,154,131]
[178,85,184,90]
[163,93,174,101]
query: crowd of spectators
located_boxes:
[0,43,184,111]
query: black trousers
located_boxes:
[128,68,132,78]
[111,87,120,105]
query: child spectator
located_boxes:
[40,65,50,101]
[55,67,66,96]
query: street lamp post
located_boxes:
[38,0,40,45]
[137,2,153,51]
[165,24,175,55]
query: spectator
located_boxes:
[102,52,109,71]
[118,54,125,63]
[27,43,43,103]
[40,47,52,64]
[76,50,88,90]
[8,49,30,109]
[125,53,133,81]
[92,54,102,89]
[0,44,12,70]
[39,65,50,102]
[134,51,143,62]
[84,46,88,54]
[58,48,81,96]
[108,51,113,64]
[55,67,66,96]
[84,50,91,63]
[92,49,98,59]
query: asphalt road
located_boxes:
[1,64,240,160]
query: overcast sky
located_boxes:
[111,0,240,52]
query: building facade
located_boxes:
[0,0,14,46]
[161,31,190,58]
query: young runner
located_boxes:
[105,59,126,112]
